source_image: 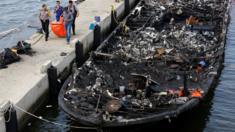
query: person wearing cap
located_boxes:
[68,0,79,35]
[54,0,63,22]
[39,4,51,41]
[63,7,74,44]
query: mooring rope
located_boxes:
[13,103,98,130]
[111,5,120,25]
[3,103,13,123]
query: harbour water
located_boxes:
[0,0,68,50]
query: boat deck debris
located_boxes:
[60,0,229,127]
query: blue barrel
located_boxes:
[89,23,95,30]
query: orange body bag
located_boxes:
[51,17,66,37]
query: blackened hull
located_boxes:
[58,0,230,127]
[58,77,102,126]
[58,61,223,127]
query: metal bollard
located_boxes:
[47,66,58,99]
[124,0,130,17]
[93,24,102,49]
[5,106,18,132]
[111,8,118,31]
[75,41,85,67]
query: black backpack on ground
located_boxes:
[15,41,32,55]
[0,48,20,69]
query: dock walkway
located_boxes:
[0,0,133,127]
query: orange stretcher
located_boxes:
[50,17,66,37]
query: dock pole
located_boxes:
[124,0,130,17]
[0,101,18,132]
[48,66,59,99]
[111,6,118,31]
[5,106,18,132]
[94,24,102,49]
[75,41,85,67]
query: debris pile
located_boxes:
[61,0,229,126]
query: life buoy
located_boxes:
[50,17,66,37]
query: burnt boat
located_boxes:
[59,0,230,127]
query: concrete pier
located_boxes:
[0,0,138,131]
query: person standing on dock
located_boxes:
[68,0,79,35]
[39,4,51,41]
[54,0,63,22]
[63,7,74,44]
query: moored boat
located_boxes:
[59,0,231,127]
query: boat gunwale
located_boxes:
[58,0,231,127]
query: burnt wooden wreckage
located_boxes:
[59,0,230,127]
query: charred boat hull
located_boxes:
[59,60,223,127]
[59,0,231,127]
